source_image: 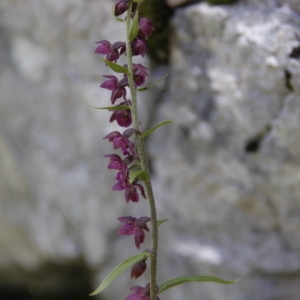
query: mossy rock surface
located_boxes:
[139,0,173,64]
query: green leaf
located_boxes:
[129,170,150,183]
[87,104,130,111]
[129,163,141,170]
[102,59,129,73]
[115,16,125,22]
[157,219,169,227]
[129,10,139,41]
[89,252,151,296]
[140,120,180,138]
[137,74,168,91]
[159,276,238,294]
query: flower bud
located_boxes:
[131,260,147,279]
[114,0,129,17]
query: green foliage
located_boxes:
[159,276,238,294]
[129,170,150,183]
[89,252,151,296]
[137,73,168,91]
[129,11,139,41]
[87,105,130,110]
[102,59,129,73]
[140,120,179,138]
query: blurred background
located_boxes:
[1,0,300,299]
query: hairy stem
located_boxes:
[125,3,158,300]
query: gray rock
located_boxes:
[1,0,300,300]
[148,1,300,300]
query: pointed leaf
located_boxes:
[89,252,151,296]
[159,276,238,294]
[129,170,150,183]
[137,74,168,91]
[129,163,142,170]
[129,10,139,41]
[115,16,125,22]
[102,59,129,73]
[157,219,169,227]
[140,120,180,138]
[87,104,130,111]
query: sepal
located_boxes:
[129,10,139,41]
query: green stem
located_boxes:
[125,3,158,300]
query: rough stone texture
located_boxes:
[148,1,300,300]
[1,0,300,300]
[0,0,150,298]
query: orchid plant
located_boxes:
[89,1,236,299]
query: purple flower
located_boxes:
[110,108,132,128]
[104,154,126,171]
[125,182,146,203]
[124,64,149,87]
[95,40,126,62]
[103,128,138,156]
[100,75,128,104]
[138,18,155,40]
[117,216,150,249]
[112,179,146,203]
[103,154,133,184]
[132,37,147,57]
[133,64,149,86]
[125,286,147,300]
[125,284,160,300]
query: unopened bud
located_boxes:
[131,260,147,279]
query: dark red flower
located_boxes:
[94,40,126,62]
[125,283,160,300]
[110,108,132,128]
[117,216,150,249]
[124,63,149,87]
[103,128,138,156]
[132,37,147,57]
[100,75,127,104]
[133,63,149,86]
[138,18,155,40]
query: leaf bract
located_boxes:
[137,74,168,91]
[87,104,130,111]
[129,170,150,183]
[157,219,169,227]
[102,59,129,73]
[159,276,238,294]
[89,252,150,296]
[140,120,180,138]
[129,11,139,41]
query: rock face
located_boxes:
[149,1,300,300]
[1,0,300,300]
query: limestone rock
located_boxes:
[148,1,300,300]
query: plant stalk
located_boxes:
[125,3,158,300]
